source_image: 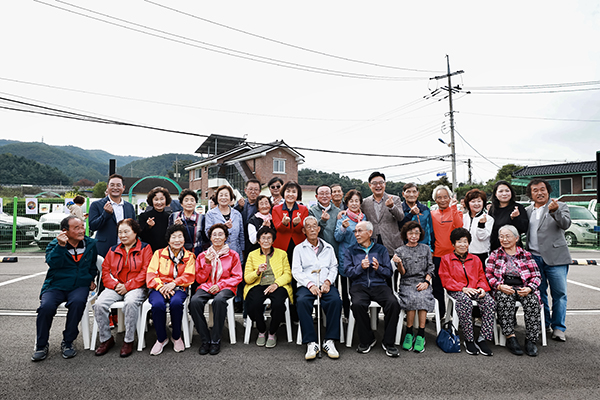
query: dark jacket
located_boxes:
[41,236,98,296]
[88,197,136,257]
[344,241,393,288]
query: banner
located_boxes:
[25,198,38,214]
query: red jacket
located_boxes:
[439,252,490,292]
[196,249,243,295]
[431,205,463,257]
[272,202,308,251]
[102,239,153,292]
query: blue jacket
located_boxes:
[399,201,433,248]
[334,216,367,277]
[41,236,98,297]
[344,241,393,288]
[89,197,136,257]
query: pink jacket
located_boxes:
[196,249,243,295]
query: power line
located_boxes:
[0,76,404,122]
[39,0,425,82]
[467,87,600,95]
[454,129,500,168]
[465,80,600,90]
[0,94,440,159]
[461,111,600,123]
[339,155,449,175]
[144,0,442,74]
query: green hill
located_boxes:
[0,153,73,185]
[118,153,201,182]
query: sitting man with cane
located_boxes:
[292,216,342,360]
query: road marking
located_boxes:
[568,279,600,292]
[0,271,46,287]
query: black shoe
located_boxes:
[357,339,376,354]
[506,337,523,356]
[61,341,77,359]
[199,342,210,355]
[31,344,49,362]
[209,342,221,356]
[382,343,400,358]
[525,339,538,357]
[475,339,493,356]
[464,340,479,355]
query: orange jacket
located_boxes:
[146,247,196,290]
[431,205,463,257]
[102,239,152,292]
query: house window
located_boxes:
[547,178,572,196]
[583,176,597,191]
[273,158,286,174]
[192,169,201,180]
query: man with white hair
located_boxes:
[292,216,342,360]
[345,221,400,357]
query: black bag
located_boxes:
[436,321,461,353]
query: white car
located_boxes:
[34,212,68,250]
[565,205,598,246]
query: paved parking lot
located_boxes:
[1,252,600,400]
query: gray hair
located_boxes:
[303,216,319,226]
[357,220,374,232]
[432,185,453,201]
[498,224,519,239]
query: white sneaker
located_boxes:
[322,339,339,359]
[305,342,319,360]
[150,339,168,356]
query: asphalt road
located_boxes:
[1,252,600,400]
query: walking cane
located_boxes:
[311,268,322,358]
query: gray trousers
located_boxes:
[189,288,234,344]
[93,287,147,343]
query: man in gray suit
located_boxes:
[361,172,404,257]
[525,179,571,342]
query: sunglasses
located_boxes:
[270,185,281,189]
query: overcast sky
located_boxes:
[1,0,599,186]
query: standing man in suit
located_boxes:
[361,172,404,257]
[89,174,136,257]
[525,179,571,342]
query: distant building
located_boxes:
[512,160,597,202]
[185,134,305,200]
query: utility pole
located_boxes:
[431,55,463,192]
[468,158,472,185]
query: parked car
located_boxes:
[566,205,598,246]
[0,212,37,246]
[34,212,67,250]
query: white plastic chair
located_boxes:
[495,300,547,347]
[396,299,441,345]
[345,300,387,347]
[243,298,292,344]
[56,255,104,350]
[137,294,191,351]
[188,296,236,345]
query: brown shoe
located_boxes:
[120,341,134,358]
[95,336,115,356]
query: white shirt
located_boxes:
[528,206,545,255]
[292,238,338,288]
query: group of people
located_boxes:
[31,172,572,362]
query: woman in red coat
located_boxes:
[439,227,495,357]
[271,181,308,263]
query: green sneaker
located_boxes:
[256,332,266,347]
[402,333,415,351]
[266,334,277,348]
[413,335,426,353]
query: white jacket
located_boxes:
[463,211,495,255]
[292,238,338,288]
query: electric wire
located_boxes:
[454,129,500,168]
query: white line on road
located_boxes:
[567,279,600,292]
[0,271,46,287]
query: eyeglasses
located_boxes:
[304,225,319,231]
[270,185,281,190]
[246,188,260,192]
[370,181,385,186]
[259,236,273,242]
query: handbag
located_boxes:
[436,321,461,353]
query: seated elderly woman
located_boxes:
[189,223,243,356]
[439,227,495,356]
[244,226,293,348]
[486,225,542,356]
[146,225,196,355]
[94,219,153,357]
[392,221,435,353]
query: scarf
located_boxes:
[346,209,364,223]
[254,212,272,223]
[206,244,230,283]
[168,247,185,279]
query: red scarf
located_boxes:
[346,209,364,223]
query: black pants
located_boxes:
[189,288,234,344]
[350,284,400,347]
[246,285,289,335]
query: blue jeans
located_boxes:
[148,289,187,342]
[532,255,568,332]
[297,286,342,344]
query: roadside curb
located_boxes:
[571,259,599,265]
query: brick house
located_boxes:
[185,134,305,201]
[512,160,597,202]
